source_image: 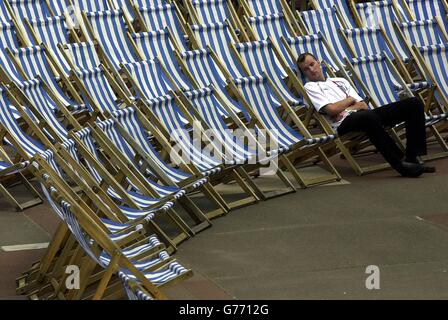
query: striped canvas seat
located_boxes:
[310,0,356,28]
[70,0,112,12]
[0,22,24,83]
[10,45,78,106]
[299,8,352,63]
[62,41,102,71]
[190,21,245,78]
[179,48,250,118]
[405,0,448,33]
[398,19,447,46]
[354,0,411,62]
[233,39,303,106]
[189,0,236,25]
[84,9,138,71]
[242,0,283,16]
[0,0,12,23]
[131,30,193,91]
[138,4,188,51]
[27,15,72,75]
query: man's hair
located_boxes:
[296,52,318,68]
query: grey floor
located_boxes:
[1,152,448,300]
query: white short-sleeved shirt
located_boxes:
[304,77,364,129]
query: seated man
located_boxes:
[297,52,434,177]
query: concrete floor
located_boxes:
[1,150,448,300]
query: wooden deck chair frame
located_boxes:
[2,0,35,46]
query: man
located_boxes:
[297,52,434,177]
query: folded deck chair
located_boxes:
[298,7,353,64]
[186,0,245,36]
[411,43,448,109]
[226,73,342,187]
[396,18,448,47]
[310,0,357,28]
[177,47,250,118]
[404,0,448,33]
[7,44,83,106]
[25,15,79,77]
[134,3,189,51]
[129,30,193,91]
[0,21,26,84]
[345,52,448,159]
[351,0,413,67]
[187,20,246,79]
[231,39,304,107]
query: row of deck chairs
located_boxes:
[0,0,445,300]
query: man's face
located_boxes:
[298,55,325,82]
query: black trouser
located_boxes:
[337,97,427,168]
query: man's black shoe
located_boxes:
[396,161,425,178]
[406,157,436,173]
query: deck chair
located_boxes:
[404,0,448,33]
[7,44,83,106]
[129,29,193,91]
[25,15,80,77]
[176,47,250,118]
[297,7,353,64]
[396,18,448,47]
[231,38,304,107]
[134,3,189,51]
[350,0,414,72]
[187,20,246,78]
[137,93,263,210]
[340,25,412,80]
[45,0,69,16]
[4,0,53,44]
[226,73,341,187]
[411,43,448,110]
[0,21,26,84]
[59,41,102,71]
[0,0,12,22]
[345,52,448,160]
[309,0,357,28]
[81,9,137,96]
[109,0,135,22]
[185,0,246,38]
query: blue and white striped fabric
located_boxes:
[184,87,254,165]
[180,48,250,118]
[84,10,138,71]
[20,78,69,141]
[233,74,304,152]
[299,8,352,63]
[110,0,135,21]
[245,13,294,59]
[406,0,448,33]
[342,27,397,61]
[354,1,411,62]
[131,30,192,91]
[8,0,52,20]
[100,250,170,274]
[112,106,194,184]
[190,0,234,25]
[0,22,24,83]
[122,59,175,100]
[74,128,172,207]
[144,94,224,173]
[95,119,183,198]
[28,15,71,75]
[243,0,283,16]
[11,45,77,106]
[46,0,68,16]
[75,66,119,114]
[282,33,341,73]
[311,0,356,28]
[70,0,112,12]
[0,0,12,23]
[348,53,423,107]
[417,43,448,104]
[398,19,447,46]
[0,160,29,176]
[118,272,154,300]
[138,4,188,51]
[119,260,190,286]
[63,41,102,71]
[133,0,166,8]
[190,21,245,79]
[0,87,45,157]
[233,40,303,106]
